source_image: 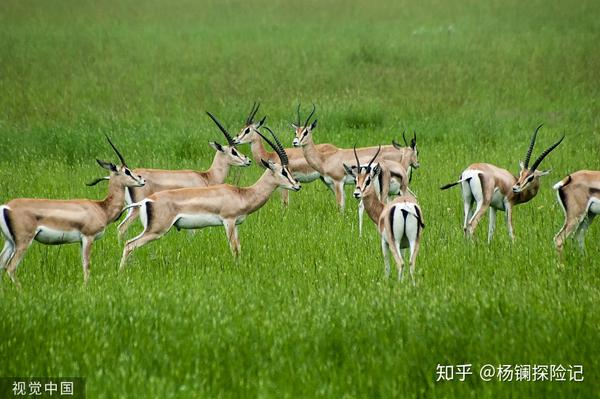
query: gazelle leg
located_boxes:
[358,200,365,237]
[467,176,492,237]
[117,207,139,242]
[554,218,581,258]
[381,235,391,277]
[389,241,405,281]
[334,181,346,212]
[280,189,289,207]
[5,236,34,288]
[0,240,14,269]
[488,207,497,244]
[461,181,473,234]
[409,238,420,287]
[504,201,515,241]
[574,215,593,253]
[223,219,241,258]
[119,232,162,272]
[80,235,94,284]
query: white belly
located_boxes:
[589,197,600,214]
[389,178,401,195]
[35,226,82,245]
[174,214,223,229]
[490,188,506,211]
[294,171,320,183]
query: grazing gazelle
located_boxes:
[440,125,564,242]
[117,112,251,239]
[292,104,420,211]
[0,136,145,286]
[553,170,600,256]
[344,146,424,284]
[232,102,336,205]
[118,128,301,270]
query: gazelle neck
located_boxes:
[249,135,273,164]
[98,178,128,223]
[238,170,280,215]
[204,151,230,184]
[362,191,385,226]
[301,135,324,174]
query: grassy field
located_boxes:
[1,0,599,397]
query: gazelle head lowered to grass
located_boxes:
[344,145,382,200]
[392,130,420,170]
[232,102,267,145]
[512,124,564,194]
[206,111,252,167]
[259,127,302,192]
[87,135,146,188]
[292,104,318,147]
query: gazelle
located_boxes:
[117,112,251,240]
[292,104,420,211]
[553,170,600,256]
[344,146,424,285]
[232,102,336,205]
[118,128,301,270]
[0,136,145,286]
[440,124,564,242]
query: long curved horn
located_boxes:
[402,130,408,146]
[353,145,360,170]
[529,135,565,172]
[206,111,235,146]
[304,104,316,127]
[105,134,127,166]
[263,126,288,166]
[258,127,288,166]
[246,102,258,124]
[412,130,417,147]
[367,145,382,170]
[524,124,543,168]
[296,103,301,126]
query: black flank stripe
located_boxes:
[558,187,568,210]
[378,169,383,194]
[415,206,425,229]
[389,207,396,242]
[589,187,600,197]
[146,202,153,228]
[3,208,14,241]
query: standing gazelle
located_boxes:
[117,112,251,239]
[292,104,420,211]
[440,125,564,242]
[118,128,301,270]
[232,102,336,205]
[553,170,600,256]
[0,136,145,286]
[344,146,425,284]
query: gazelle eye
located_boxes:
[125,169,132,176]
[302,130,308,137]
[365,177,371,186]
[244,128,250,134]
[231,149,238,156]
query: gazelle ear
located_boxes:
[96,159,117,172]
[343,163,355,177]
[373,163,382,176]
[209,141,224,152]
[310,119,318,130]
[519,160,525,170]
[537,169,552,176]
[261,159,274,170]
[257,116,267,127]
[290,123,299,129]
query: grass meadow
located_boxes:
[1,0,599,397]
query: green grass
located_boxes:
[1,0,599,397]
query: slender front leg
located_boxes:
[487,207,497,244]
[223,219,241,258]
[80,235,94,284]
[280,189,289,207]
[505,201,515,241]
[334,181,346,212]
[358,200,365,237]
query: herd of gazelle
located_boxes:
[0,104,598,287]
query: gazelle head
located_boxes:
[392,130,420,169]
[343,145,382,199]
[87,135,146,188]
[292,104,318,147]
[206,111,252,167]
[259,127,301,192]
[232,102,267,145]
[512,124,564,194]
